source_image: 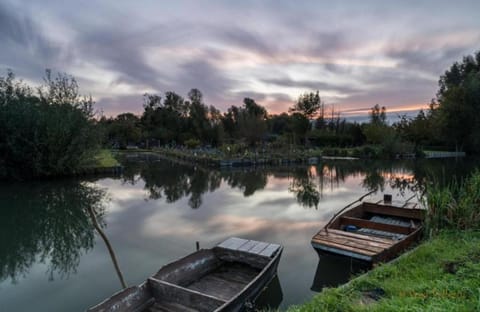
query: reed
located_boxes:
[425,169,480,236]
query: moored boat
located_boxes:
[311,196,425,263]
[88,237,283,312]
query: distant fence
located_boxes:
[424,151,466,158]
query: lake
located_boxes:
[0,155,476,311]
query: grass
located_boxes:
[91,149,120,168]
[287,230,480,312]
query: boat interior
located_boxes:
[329,202,425,239]
[89,245,276,312]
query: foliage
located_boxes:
[102,113,142,148]
[222,98,267,146]
[425,170,480,236]
[0,70,100,179]
[431,50,480,152]
[290,90,323,119]
[290,113,311,145]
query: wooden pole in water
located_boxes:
[87,206,128,289]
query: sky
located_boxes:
[1,0,479,118]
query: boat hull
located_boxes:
[88,238,283,312]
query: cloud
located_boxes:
[75,28,165,89]
[217,27,276,58]
[174,59,236,107]
[0,2,63,77]
[261,77,361,94]
[387,45,475,75]
[96,94,144,116]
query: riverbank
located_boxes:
[122,146,465,169]
[77,149,122,175]
[133,147,364,168]
[287,230,480,312]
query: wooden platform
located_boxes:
[312,229,396,262]
[216,237,281,258]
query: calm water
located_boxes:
[0,156,477,311]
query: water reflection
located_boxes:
[120,156,447,209]
[2,156,479,311]
[0,181,106,283]
[253,275,284,310]
[311,250,371,292]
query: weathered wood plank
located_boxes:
[311,237,377,256]
[217,237,248,250]
[340,216,413,235]
[238,240,260,252]
[315,231,392,249]
[326,229,395,244]
[259,244,281,257]
[148,301,200,312]
[186,262,258,301]
[312,243,373,261]
[248,241,269,255]
[313,233,386,253]
[317,230,393,248]
[363,203,425,220]
[148,278,225,312]
[213,247,270,269]
[87,282,153,312]
[153,250,220,287]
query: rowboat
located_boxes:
[88,237,283,312]
[311,196,425,263]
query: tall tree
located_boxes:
[236,98,267,146]
[290,90,323,119]
[435,51,480,152]
[369,104,387,125]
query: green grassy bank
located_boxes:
[91,149,120,168]
[288,231,480,312]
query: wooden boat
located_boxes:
[311,196,425,263]
[88,237,283,312]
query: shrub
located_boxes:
[0,70,99,179]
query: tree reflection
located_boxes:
[0,181,106,283]
[120,155,479,209]
[289,167,320,209]
[223,170,267,197]
[126,160,267,208]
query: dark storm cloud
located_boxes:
[261,77,361,94]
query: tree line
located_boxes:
[1,50,479,179]
[101,89,368,149]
